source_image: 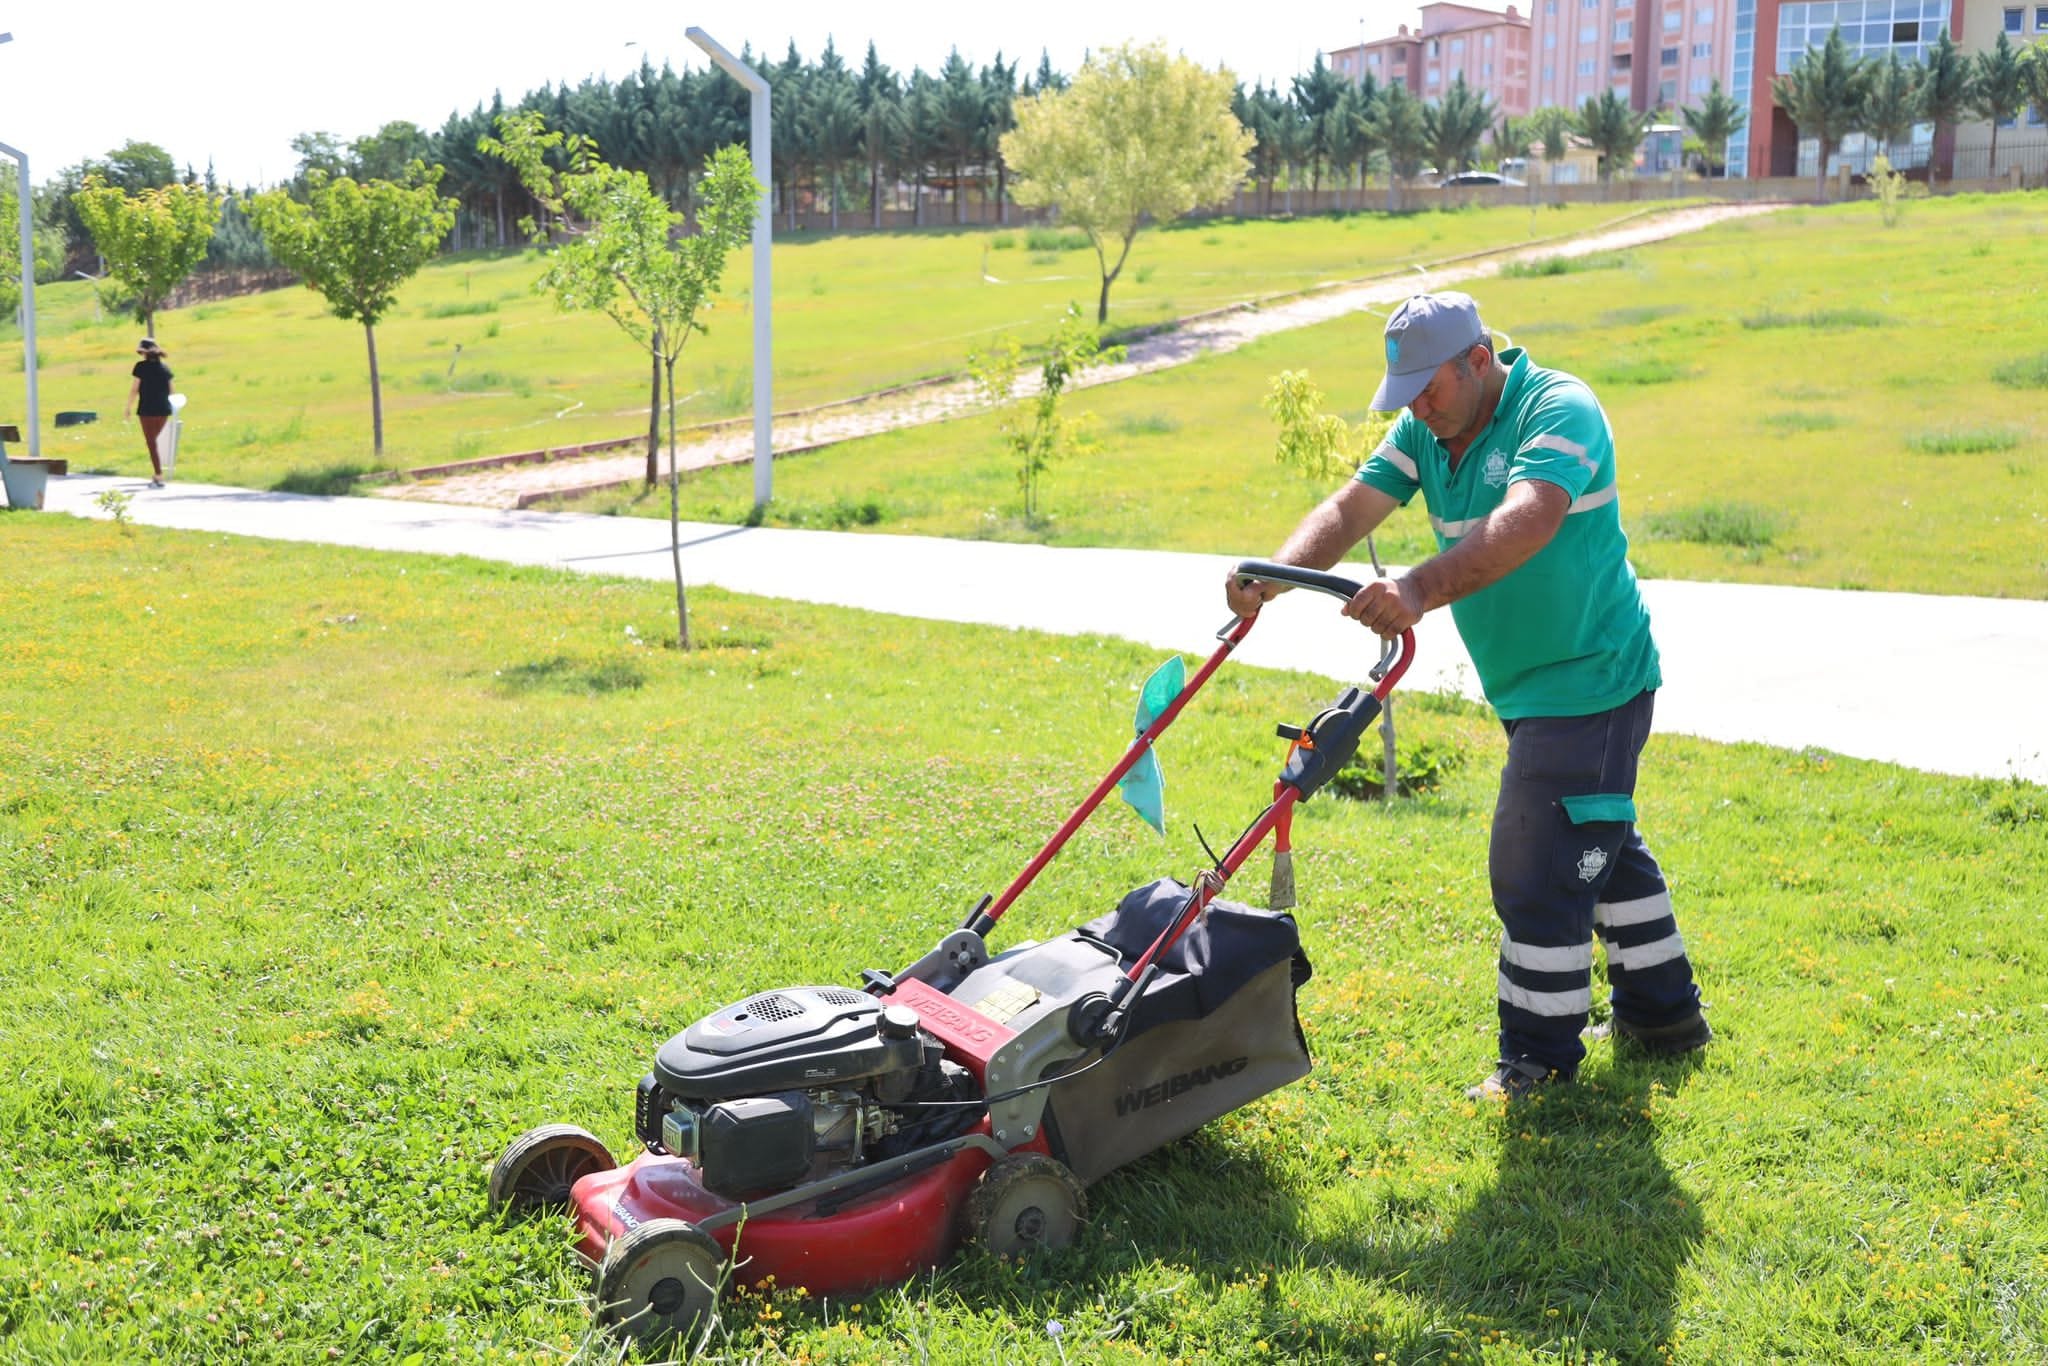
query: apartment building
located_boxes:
[1332,3,1536,117]
[1337,0,1730,117]
[1729,0,2045,179]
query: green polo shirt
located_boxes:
[1355,347,1660,720]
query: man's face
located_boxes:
[1407,345,1488,441]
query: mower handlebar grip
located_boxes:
[1232,559,1364,604]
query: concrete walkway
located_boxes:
[41,474,2048,785]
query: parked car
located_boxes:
[1439,171,1528,188]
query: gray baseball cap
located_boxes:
[1370,292,1486,411]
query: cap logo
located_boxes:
[1386,335,1401,365]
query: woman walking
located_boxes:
[125,337,175,487]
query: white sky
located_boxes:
[1,0,1422,188]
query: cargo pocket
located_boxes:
[1554,793,1636,896]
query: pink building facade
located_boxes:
[1337,0,1734,118]
[1334,3,1536,117]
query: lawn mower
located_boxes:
[488,561,1415,1341]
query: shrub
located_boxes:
[1741,307,1887,330]
[1590,357,1686,386]
[1638,500,1788,548]
[1329,737,1468,800]
[422,299,498,318]
[1763,411,1844,436]
[1906,427,2021,455]
[1991,353,2048,389]
[1500,251,1630,278]
[990,233,1017,250]
[1024,226,1091,252]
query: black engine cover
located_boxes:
[653,985,918,1099]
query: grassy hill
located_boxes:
[4,203,1633,490]
[585,192,2048,600]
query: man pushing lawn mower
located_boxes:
[1227,291,1711,1102]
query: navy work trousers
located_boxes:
[1488,690,1701,1075]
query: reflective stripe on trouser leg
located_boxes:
[1489,691,1680,1074]
[1592,834,1701,1029]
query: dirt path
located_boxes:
[380,202,1780,510]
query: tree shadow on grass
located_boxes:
[1340,1058,1708,1363]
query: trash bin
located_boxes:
[163,393,186,476]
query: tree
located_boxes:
[1771,25,1869,198]
[857,48,905,228]
[482,115,759,648]
[1680,79,1748,175]
[1425,74,1497,177]
[1292,55,1349,193]
[1376,82,1432,209]
[248,164,457,457]
[72,176,221,337]
[1527,105,1574,185]
[806,45,862,229]
[1003,42,1253,324]
[1576,88,1650,187]
[1337,79,1383,210]
[2025,39,2048,131]
[1858,53,1920,164]
[1918,29,1971,185]
[931,49,988,223]
[966,303,1124,524]
[1969,31,2030,175]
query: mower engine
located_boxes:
[632,986,981,1198]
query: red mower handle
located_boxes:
[1232,559,1415,698]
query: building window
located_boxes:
[1693,40,1713,55]
[1451,37,1466,53]
[1614,51,1634,69]
[2036,4,2047,26]
[1484,32,1495,46]
[1696,5,1714,21]
[1583,0,1600,9]
[1546,0,1559,11]
[1579,58,1596,73]
[1665,8,1682,28]
[2004,7,2023,31]
[1484,61,1495,75]
[1661,45,1680,64]
[1659,78,1677,101]
[1691,74,1713,91]
[1544,62,1557,78]
[1428,66,1442,83]
[1581,23,1598,40]
[1430,38,1441,54]
[1369,52,1382,65]
[1546,30,1559,46]
[1616,19,1634,37]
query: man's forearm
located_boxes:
[1405,483,1567,611]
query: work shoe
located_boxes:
[148,478,163,488]
[1595,1012,1713,1057]
[1464,1057,1569,1101]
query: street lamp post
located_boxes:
[0,32,36,459]
[686,26,771,514]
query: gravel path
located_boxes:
[381,202,1781,510]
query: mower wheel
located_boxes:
[488,1124,615,1216]
[594,1218,724,1343]
[964,1153,1088,1257]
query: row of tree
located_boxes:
[1773,28,2048,192]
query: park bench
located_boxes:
[0,424,69,510]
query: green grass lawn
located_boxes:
[3,203,1633,493]
[595,192,2048,600]
[3,518,2043,1362]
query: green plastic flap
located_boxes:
[1562,792,1636,825]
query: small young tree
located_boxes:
[482,113,759,649]
[966,303,1124,525]
[248,164,457,458]
[1772,26,1870,198]
[71,176,220,336]
[2024,39,2048,132]
[1003,42,1253,323]
[1680,79,1749,175]
[1969,32,2030,175]
[1263,369,1402,796]
[1425,74,1498,177]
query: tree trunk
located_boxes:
[996,160,1008,225]
[494,190,506,248]
[144,307,156,339]
[365,322,384,457]
[830,168,840,231]
[1816,148,1829,201]
[1988,124,2000,178]
[646,344,661,487]
[914,170,925,226]
[665,355,690,651]
[1097,273,1113,324]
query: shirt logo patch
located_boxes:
[1483,450,1510,488]
[1576,848,1609,882]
